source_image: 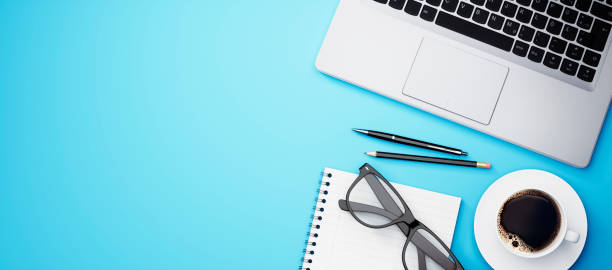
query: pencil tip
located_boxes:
[365,152,376,156]
[461,151,468,156]
[352,129,368,134]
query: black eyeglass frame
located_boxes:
[340,163,463,270]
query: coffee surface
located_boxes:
[498,190,560,252]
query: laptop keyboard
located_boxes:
[374,0,612,83]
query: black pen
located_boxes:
[353,129,467,156]
[366,151,490,169]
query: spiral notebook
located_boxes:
[301,168,461,270]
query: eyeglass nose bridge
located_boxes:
[405,217,420,228]
[393,215,420,236]
[396,207,418,227]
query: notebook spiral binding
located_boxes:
[299,170,333,270]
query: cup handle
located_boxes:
[565,229,580,243]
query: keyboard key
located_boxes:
[473,8,490,23]
[513,40,530,56]
[534,31,551,46]
[590,2,612,22]
[583,50,601,66]
[575,0,592,12]
[566,43,585,60]
[577,20,611,51]
[442,0,460,12]
[577,13,594,29]
[471,0,486,5]
[561,0,576,6]
[577,30,593,46]
[420,5,438,21]
[486,0,503,11]
[390,0,408,9]
[501,1,518,17]
[435,11,515,51]
[543,52,562,69]
[590,19,611,51]
[560,58,579,75]
[546,18,563,35]
[427,0,443,6]
[561,8,578,24]
[517,7,534,23]
[532,13,549,29]
[405,0,423,15]
[518,25,536,41]
[517,0,532,6]
[546,2,563,18]
[504,19,521,35]
[532,0,548,12]
[528,46,546,62]
[562,25,579,40]
[457,2,476,18]
[577,65,596,81]
[549,37,568,53]
[489,13,506,29]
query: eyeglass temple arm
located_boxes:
[338,199,400,223]
[359,166,417,221]
[363,174,404,217]
[339,200,457,270]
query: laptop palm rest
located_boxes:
[402,38,509,125]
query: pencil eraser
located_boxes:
[477,162,491,169]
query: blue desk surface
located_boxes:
[1,1,610,269]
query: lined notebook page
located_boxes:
[306,168,461,270]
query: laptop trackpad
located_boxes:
[402,38,508,125]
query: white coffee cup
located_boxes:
[495,189,580,259]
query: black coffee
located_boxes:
[497,189,561,253]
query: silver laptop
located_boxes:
[316,0,612,167]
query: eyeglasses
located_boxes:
[338,163,463,270]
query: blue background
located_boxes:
[1,0,610,269]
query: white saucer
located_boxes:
[474,170,587,269]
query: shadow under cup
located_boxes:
[496,189,579,258]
